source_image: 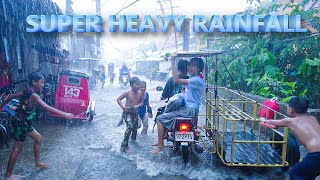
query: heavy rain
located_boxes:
[1,0,320,180]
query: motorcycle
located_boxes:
[0,99,18,148]
[119,71,130,88]
[0,80,26,148]
[171,117,198,164]
[153,91,201,164]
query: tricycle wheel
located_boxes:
[89,114,94,121]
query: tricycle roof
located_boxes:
[61,70,89,79]
[76,58,101,62]
[175,50,224,58]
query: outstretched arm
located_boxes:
[260,117,290,127]
[170,54,188,85]
[32,94,74,119]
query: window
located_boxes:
[67,76,81,86]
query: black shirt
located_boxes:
[161,75,189,100]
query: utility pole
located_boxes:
[169,0,178,51]
[66,0,77,60]
[182,18,190,51]
[66,0,74,14]
[96,0,101,59]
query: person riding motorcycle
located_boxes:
[119,64,130,83]
[161,59,189,100]
[152,60,189,139]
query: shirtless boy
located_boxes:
[117,77,143,153]
[261,96,320,179]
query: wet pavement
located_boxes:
[0,77,290,180]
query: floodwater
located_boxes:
[0,77,289,180]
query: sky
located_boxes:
[52,0,259,60]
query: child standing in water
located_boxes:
[138,81,153,135]
[99,65,106,88]
[117,77,143,153]
[0,72,74,179]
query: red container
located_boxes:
[257,98,279,119]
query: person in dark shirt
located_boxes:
[161,59,189,100]
[156,59,188,141]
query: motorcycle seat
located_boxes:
[175,116,198,125]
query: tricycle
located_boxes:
[154,51,296,168]
[51,70,95,121]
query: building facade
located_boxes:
[0,0,66,90]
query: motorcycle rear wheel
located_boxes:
[181,145,189,164]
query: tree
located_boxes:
[204,0,320,107]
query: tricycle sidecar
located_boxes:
[52,70,95,121]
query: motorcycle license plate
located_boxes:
[175,132,194,142]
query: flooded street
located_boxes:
[1,78,287,180]
[1,0,319,178]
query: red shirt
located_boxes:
[0,73,9,89]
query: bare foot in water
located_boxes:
[120,147,131,154]
[35,163,49,170]
[150,147,164,154]
[122,148,131,154]
[4,174,25,180]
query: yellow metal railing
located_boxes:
[199,87,289,167]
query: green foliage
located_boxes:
[204,1,320,108]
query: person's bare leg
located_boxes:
[5,140,23,178]
[157,122,165,149]
[27,130,48,169]
[151,121,165,154]
[152,128,168,146]
[164,130,169,139]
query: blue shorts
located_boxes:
[289,152,320,180]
